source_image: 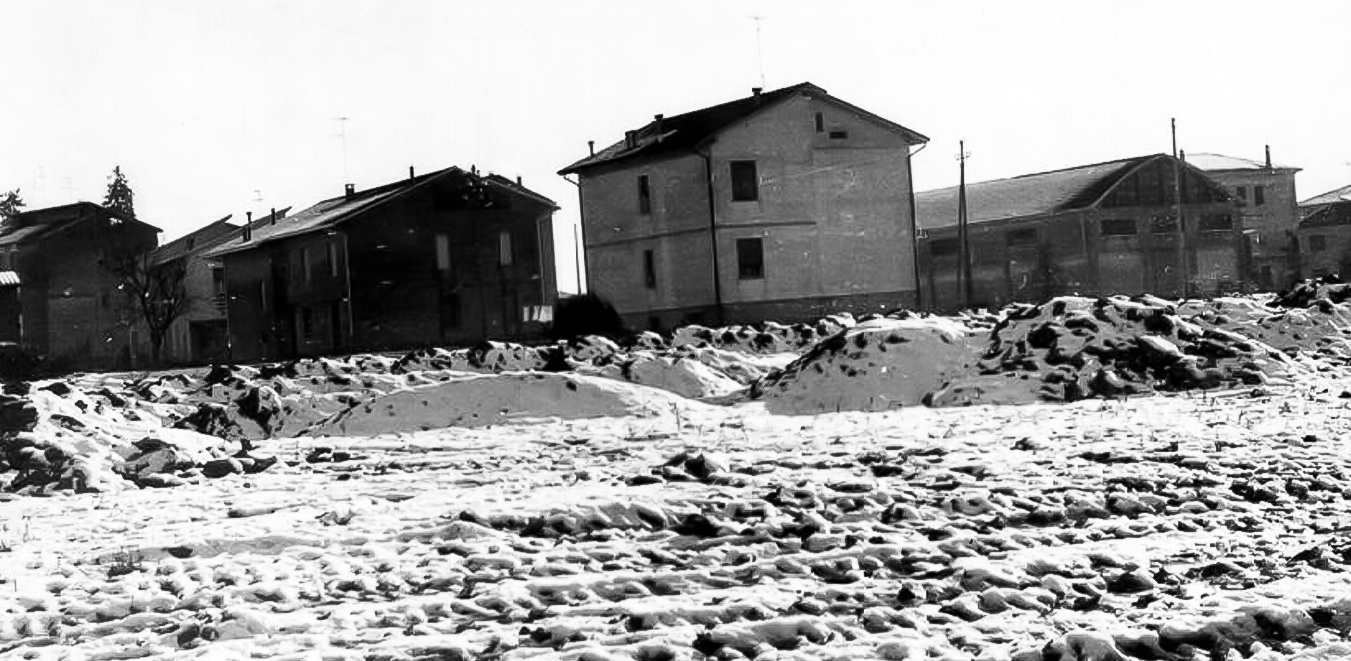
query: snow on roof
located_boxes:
[1186,152,1298,172]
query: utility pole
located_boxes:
[1172,118,1190,298]
[956,141,973,309]
[573,224,584,295]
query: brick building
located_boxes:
[559,82,928,329]
[0,202,160,369]
[1295,184,1351,278]
[915,154,1244,311]
[1187,150,1301,289]
[206,166,557,362]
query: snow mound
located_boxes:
[306,372,699,435]
[751,316,981,413]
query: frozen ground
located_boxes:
[5,288,1351,660]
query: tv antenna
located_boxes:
[335,116,351,183]
[750,15,767,89]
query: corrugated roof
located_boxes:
[559,82,927,175]
[0,202,160,246]
[0,271,19,287]
[915,156,1153,231]
[1186,152,1298,172]
[204,166,557,258]
[1301,184,1351,208]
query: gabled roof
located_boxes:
[205,166,557,258]
[1186,152,1299,173]
[1300,184,1351,208]
[1299,202,1351,229]
[152,216,239,265]
[558,82,928,175]
[915,155,1160,231]
[0,201,161,247]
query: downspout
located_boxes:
[905,142,928,310]
[561,176,591,294]
[696,147,726,326]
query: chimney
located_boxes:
[1265,145,1272,169]
[270,207,277,226]
[243,211,252,242]
[1179,149,1186,162]
[409,165,415,179]
[516,175,522,186]
[588,140,595,156]
[624,131,637,149]
[344,184,355,199]
[752,87,763,97]
[653,114,665,142]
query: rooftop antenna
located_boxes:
[750,15,767,89]
[335,116,351,183]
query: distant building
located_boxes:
[914,154,1244,311]
[559,82,929,329]
[205,166,557,363]
[1295,184,1351,278]
[148,208,289,365]
[0,202,160,369]
[1187,150,1301,289]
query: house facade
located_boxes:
[1187,150,1301,290]
[559,82,928,329]
[0,202,160,369]
[915,154,1245,311]
[206,167,557,363]
[1295,184,1351,278]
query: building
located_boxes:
[205,166,558,363]
[1187,150,1301,289]
[914,154,1245,311]
[1294,184,1351,278]
[558,82,929,329]
[0,202,160,369]
[148,208,288,365]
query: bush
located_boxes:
[551,293,626,341]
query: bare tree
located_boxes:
[104,251,188,365]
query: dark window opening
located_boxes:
[1235,186,1247,206]
[1100,219,1138,237]
[1006,228,1038,246]
[1199,214,1234,232]
[814,112,824,133]
[736,238,764,280]
[637,175,651,215]
[828,130,849,140]
[930,238,960,256]
[643,249,656,289]
[730,161,759,201]
[1311,235,1328,252]
[1254,185,1265,206]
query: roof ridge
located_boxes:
[917,154,1158,196]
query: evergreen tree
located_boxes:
[103,166,135,218]
[0,189,24,219]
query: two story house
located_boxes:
[559,82,929,329]
[205,166,558,362]
[1187,149,1301,289]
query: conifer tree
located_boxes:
[0,189,25,219]
[103,166,135,218]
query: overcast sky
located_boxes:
[5,1,1349,293]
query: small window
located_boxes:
[643,249,656,289]
[1199,214,1234,232]
[730,161,758,202]
[1235,186,1247,206]
[736,238,764,280]
[1100,219,1138,237]
[637,175,651,215]
[828,130,849,140]
[328,241,339,277]
[211,268,225,295]
[0,253,8,270]
[930,238,960,256]
[1006,228,1038,246]
[1311,235,1328,252]
[498,231,513,266]
[1254,185,1265,206]
[435,234,451,273]
[814,112,824,133]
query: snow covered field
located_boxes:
[6,286,1351,660]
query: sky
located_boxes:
[4,1,1350,294]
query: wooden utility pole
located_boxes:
[956,141,973,308]
[1172,119,1190,297]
